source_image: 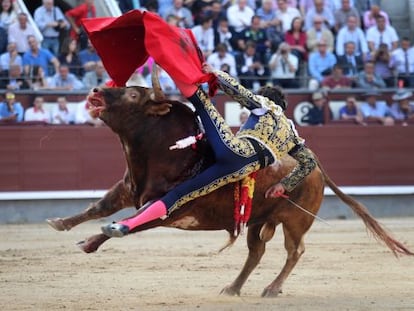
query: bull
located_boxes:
[47,69,413,297]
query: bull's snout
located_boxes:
[92,87,101,93]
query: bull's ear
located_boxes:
[145,102,172,116]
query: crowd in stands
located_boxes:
[0,0,414,125]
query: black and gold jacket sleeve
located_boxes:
[280,144,317,192]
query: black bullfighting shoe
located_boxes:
[101,223,130,237]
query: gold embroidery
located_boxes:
[196,89,256,158]
[168,161,261,213]
[280,146,317,192]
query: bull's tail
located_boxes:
[314,154,414,257]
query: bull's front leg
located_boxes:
[47,179,133,231]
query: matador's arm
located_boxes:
[280,145,317,192]
[213,70,281,114]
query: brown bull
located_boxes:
[47,72,413,297]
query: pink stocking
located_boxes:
[119,200,167,230]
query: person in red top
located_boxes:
[321,64,353,89]
[284,17,307,62]
[65,0,96,47]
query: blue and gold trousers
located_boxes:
[162,89,274,213]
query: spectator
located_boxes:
[0,64,30,90]
[157,0,173,18]
[24,96,51,123]
[239,110,249,126]
[268,42,299,88]
[191,0,217,26]
[301,90,332,125]
[235,40,267,90]
[213,17,234,53]
[236,15,270,62]
[142,0,159,13]
[338,95,365,124]
[304,0,335,31]
[58,38,82,77]
[23,35,60,77]
[206,43,237,77]
[226,0,254,34]
[356,60,386,89]
[0,0,18,30]
[206,1,225,29]
[65,0,96,49]
[336,41,364,81]
[48,64,84,90]
[285,17,308,63]
[78,40,100,72]
[299,0,336,17]
[34,0,69,56]
[163,0,193,28]
[145,66,177,93]
[334,0,360,32]
[335,15,368,57]
[308,39,337,88]
[321,64,353,89]
[51,96,75,124]
[360,89,394,125]
[165,14,179,26]
[355,0,379,15]
[275,0,301,33]
[82,61,109,90]
[389,89,414,125]
[256,0,284,52]
[0,91,24,123]
[75,100,104,126]
[8,13,38,55]
[366,15,399,53]
[0,25,7,54]
[191,14,215,59]
[27,65,49,90]
[306,15,334,53]
[392,37,414,88]
[367,43,396,87]
[256,0,277,30]
[0,42,22,72]
[362,4,389,30]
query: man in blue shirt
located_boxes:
[0,92,24,123]
[34,0,69,56]
[79,40,101,72]
[308,39,337,87]
[22,35,60,77]
[360,89,394,125]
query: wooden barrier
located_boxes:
[0,90,413,191]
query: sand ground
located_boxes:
[0,218,413,311]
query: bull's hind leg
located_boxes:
[261,223,305,297]
[221,223,270,296]
[47,180,133,231]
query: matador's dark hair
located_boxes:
[257,85,288,111]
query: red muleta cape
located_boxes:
[81,10,217,94]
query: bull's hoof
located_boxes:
[261,287,283,298]
[46,218,68,231]
[220,285,240,296]
[77,240,97,253]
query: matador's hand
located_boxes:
[265,183,286,198]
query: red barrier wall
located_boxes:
[0,91,413,191]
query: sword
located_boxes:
[280,194,331,226]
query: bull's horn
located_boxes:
[151,63,166,101]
